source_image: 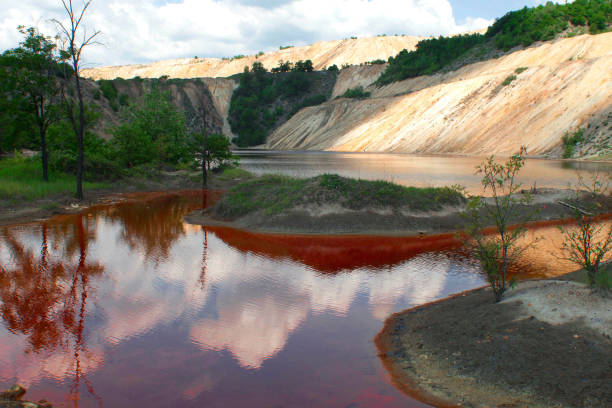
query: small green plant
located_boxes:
[558,174,612,290]
[368,59,386,65]
[463,147,533,302]
[515,67,528,74]
[232,55,246,60]
[502,74,517,86]
[279,45,293,50]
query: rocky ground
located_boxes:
[0,385,52,408]
[376,277,612,408]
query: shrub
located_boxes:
[558,174,612,290]
[340,86,371,99]
[463,147,533,302]
[98,80,117,101]
[502,75,517,86]
[562,128,585,158]
[119,93,129,107]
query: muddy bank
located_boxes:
[185,187,608,235]
[376,279,612,408]
[0,169,244,226]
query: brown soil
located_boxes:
[0,170,240,226]
[375,279,612,408]
[185,188,612,236]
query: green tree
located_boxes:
[206,133,237,169]
[53,0,101,200]
[1,26,61,181]
[112,88,189,167]
[464,147,533,302]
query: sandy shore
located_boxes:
[375,278,612,408]
[185,188,610,236]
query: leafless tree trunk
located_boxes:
[53,0,100,200]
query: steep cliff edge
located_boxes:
[86,77,235,139]
[266,33,612,157]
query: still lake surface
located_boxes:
[0,152,609,407]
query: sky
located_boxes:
[0,0,560,67]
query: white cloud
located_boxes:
[0,0,494,66]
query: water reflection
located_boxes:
[0,192,597,407]
[0,217,104,407]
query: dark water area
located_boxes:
[0,188,591,407]
[237,150,612,194]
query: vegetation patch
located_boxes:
[502,74,518,86]
[212,174,466,218]
[562,128,585,158]
[229,61,337,147]
[339,86,371,99]
[376,0,612,86]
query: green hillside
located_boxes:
[377,0,612,86]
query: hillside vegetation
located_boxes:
[377,0,612,85]
[229,61,337,147]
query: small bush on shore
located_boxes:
[463,147,534,302]
[558,174,612,290]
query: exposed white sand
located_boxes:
[503,280,612,337]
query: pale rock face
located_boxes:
[267,33,612,156]
[84,33,612,157]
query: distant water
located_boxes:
[237,150,612,194]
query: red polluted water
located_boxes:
[0,191,591,407]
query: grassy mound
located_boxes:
[212,174,466,218]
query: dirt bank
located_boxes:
[375,278,612,408]
[185,186,609,235]
[0,170,244,227]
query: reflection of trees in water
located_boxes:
[102,194,198,263]
[0,216,104,407]
[199,227,208,289]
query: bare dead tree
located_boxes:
[53,0,100,200]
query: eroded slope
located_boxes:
[267,33,612,157]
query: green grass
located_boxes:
[213,173,466,218]
[215,167,254,182]
[0,157,109,201]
